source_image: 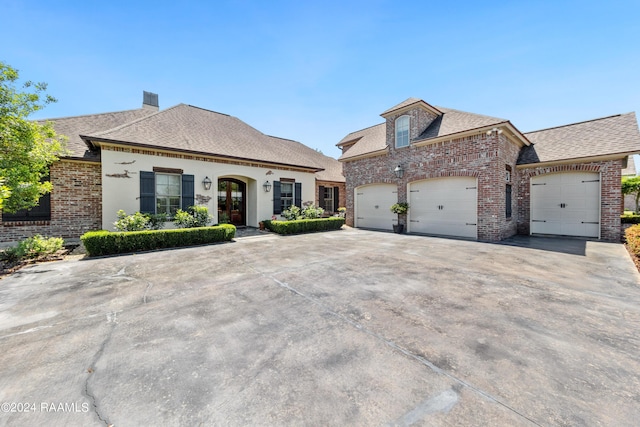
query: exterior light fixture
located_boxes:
[263,180,272,192]
[202,176,212,191]
[394,165,404,179]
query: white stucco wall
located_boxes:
[100,148,316,230]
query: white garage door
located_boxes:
[408,177,478,239]
[355,184,397,231]
[530,172,600,238]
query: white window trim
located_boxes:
[281,181,294,211]
[156,172,182,216]
[395,115,410,148]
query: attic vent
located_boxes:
[143,91,159,110]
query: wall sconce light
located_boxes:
[394,165,404,179]
[202,176,212,191]
[263,180,272,192]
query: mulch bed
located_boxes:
[0,245,78,278]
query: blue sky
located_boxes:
[3,0,640,158]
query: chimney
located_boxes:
[142,91,159,111]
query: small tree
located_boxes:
[0,62,67,212]
[622,176,640,213]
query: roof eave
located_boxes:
[83,136,324,172]
[412,121,530,147]
[339,147,389,162]
[516,151,640,169]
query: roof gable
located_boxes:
[380,97,442,117]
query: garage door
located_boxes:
[355,184,397,231]
[530,172,600,238]
[408,177,478,239]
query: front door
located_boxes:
[218,179,246,226]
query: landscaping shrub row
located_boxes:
[81,224,236,257]
[621,214,640,224]
[263,217,345,235]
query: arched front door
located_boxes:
[217,179,246,226]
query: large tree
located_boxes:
[0,62,66,212]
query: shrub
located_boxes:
[145,213,168,230]
[281,205,301,221]
[302,204,324,219]
[621,213,640,224]
[114,210,149,231]
[174,206,212,228]
[1,234,64,262]
[80,224,236,257]
[626,224,640,256]
[263,217,344,235]
[390,203,409,215]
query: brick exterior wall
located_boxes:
[316,181,346,213]
[0,160,102,243]
[517,159,623,242]
[343,105,624,242]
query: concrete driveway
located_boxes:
[1,229,639,426]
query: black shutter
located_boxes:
[319,186,325,209]
[182,174,195,209]
[140,171,155,214]
[273,180,282,214]
[294,182,302,208]
[333,187,339,213]
[506,184,512,218]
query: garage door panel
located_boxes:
[409,177,477,239]
[530,172,600,238]
[355,184,397,231]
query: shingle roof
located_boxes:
[338,123,387,161]
[380,97,442,116]
[417,107,506,140]
[518,112,640,165]
[42,108,157,160]
[266,136,343,182]
[82,104,326,170]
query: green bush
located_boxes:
[1,234,64,262]
[263,217,344,235]
[80,224,236,257]
[114,210,150,231]
[626,225,640,256]
[621,213,640,224]
[281,205,302,221]
[174,206,212,228]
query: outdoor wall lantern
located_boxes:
[263,180,272,192]
[202,176,212,191]
[394,165,404,179]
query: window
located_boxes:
[156,173,181,216]
[273,180,302,214]
[323,187,334,212]
[395,116,410,148]
[140,171,194,215]
[280,181,294,211]
[2,174,51,222]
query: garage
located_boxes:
[408,177,478,239]
[355,184,397,230]
[530,172,600,238]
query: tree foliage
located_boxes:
[0,62,67,212]
[622,176,640,213]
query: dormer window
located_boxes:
[395,116,410,148]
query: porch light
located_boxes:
[202,176,212,191]
[263,180,272,192]
[394,165,404,179]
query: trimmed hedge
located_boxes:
[621,214,640,224]
[81,224,236,257]
[626,224,640,256]
[263,217,345,235]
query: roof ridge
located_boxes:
[524,113,627,134]
[37,107,151,122]
[434,106,507,121]
[185,104,231,117]
[87,104,187,137]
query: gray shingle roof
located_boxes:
[265,136,343,182]
[338,123,387,161]
[380,97,442,116]
[82,104,327,170]
[518,112,640,165]
[43,108,157,160]
[417,107,506,140]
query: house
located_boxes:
[0,92,345,243]
[337,98,640,242]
